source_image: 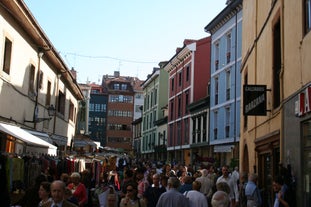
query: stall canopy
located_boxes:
[0,122,57,155]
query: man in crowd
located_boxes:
[216,165,239,207]
[144,173,166,207]
[50,180,78,207]
[156,176,189,207]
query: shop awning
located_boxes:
[50,134,68,146]
[0,123,57,155]
[24,129,54,144]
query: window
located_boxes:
[225,107,230,138]
[202,114,207,142]
[273,19,281,109]
[215,42,220,70]
[192,117,196,143]
[186,65,190,82]
[226,32,231,63]
[178,95,181,117]
[185,90,189,113]
[69,101,74,121]
[170,101,174,120]
[46,80,51,106]
[121,84,127,90]
[215,77,219,105]
[154,89,157,105]
[113,83,119,90]
[2,37,12,75]
[28,64,35,97]
[178,72,182,87]
[226,70,231,101]
[58,91,65,115]
[305,0,311,33]
[171,77,174,91]
[214,111,218,140]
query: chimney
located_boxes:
[114,71,120,77]
[70,67,77,80]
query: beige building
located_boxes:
[240,0,311,206]
[0,1,83,156]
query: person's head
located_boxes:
[273,176,284,192]
[167,176,180,189]
[70,172,81,185]
[216,182,231,195]
[51,180,66,203]
[135,167,145,181]
[221,165,229,178]
[200,169,208,177]
[60,173,69,184]
[152,173,161,186]
[38,181,51,200]
[211,190,230,207]
[125,182,138,199]
[192,180,201,191]
[248,173,258,183]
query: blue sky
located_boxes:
[24,0,226,83]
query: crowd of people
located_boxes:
[11,160,295,207]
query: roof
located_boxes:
[204,0,243,34]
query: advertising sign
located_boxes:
[243,85,267,116]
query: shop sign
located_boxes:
[296,86,311,117]
[243,85,267,116]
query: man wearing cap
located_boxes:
[195,169,213,202]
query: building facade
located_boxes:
[141,62,168,161]
[103,71,140,152]
[204,0,242,168]
[164,38,211,165]
[240,0,311,206]
[88,82,108,147]
[0,1,83,156]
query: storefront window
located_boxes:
[302,120,311,206]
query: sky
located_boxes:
[23,0,227,84]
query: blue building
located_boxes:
[204,0,242,167]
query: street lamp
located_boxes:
[24,104,56,123]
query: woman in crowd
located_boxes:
[67,172,88,207]
[120,181,146,207]
[38,181,52,207]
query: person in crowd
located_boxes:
[19,174,48,207]
[156,176,189,207]
[211,190,230,207]
[239,172,248,207]
[160,175,169,191]
[119,181,146,207]
[61,173,70,186]
[67,172,88,207]
[135,167,149,199]
[64,187,79,206]
[120,168,135,199]
[50,180,78,207]
[272,176,292,207]
[195,169,213,202]
[178,175,193,193]
[231,167,240,186]
[162,164,174,177]
[216,182,231,195]
[38,181,52,207]
[183,180,208,207]
[216,165,239,207]
[143,173,166,207]
[245,173,262,207]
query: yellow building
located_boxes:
[240,0,311,206]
